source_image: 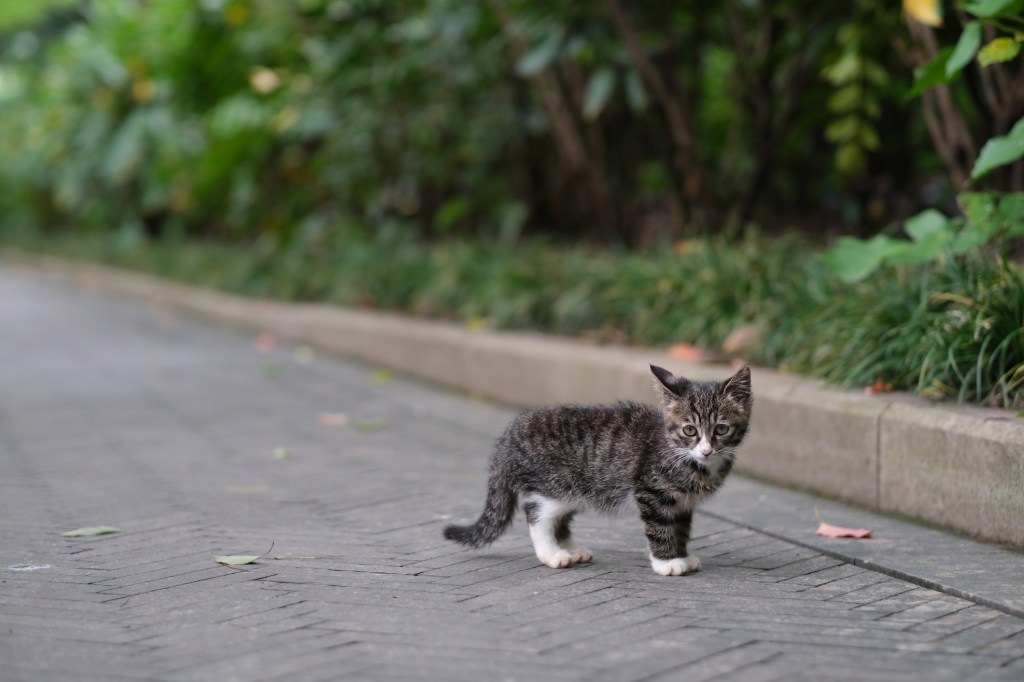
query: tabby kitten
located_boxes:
[444,364,752,575]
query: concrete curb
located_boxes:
[8,253,1024,548]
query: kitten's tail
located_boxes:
[443,470,517,548]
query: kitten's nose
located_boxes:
[699,440,714,457]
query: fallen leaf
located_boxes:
[7,564,52,572]
[464,316,490,332]
[263,363,282,378]
[371,368,392,385]
[293,345,315,365]
[816,522,872,539]
[353,417,387,433]
[864,378,893,395]
[61,526,119,537]
[272,447,294,460]
[318,412,349,427]
[255,331,277,352]
[721,324,763,357]
[213,542,274,567]
[667,343,703,361]
[213,554,262,566]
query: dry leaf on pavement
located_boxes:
[318,412,349,427]
[255,331,276,352]
[667,343,703,361]
[61,526,119,537]
[816,522,872,539]
[214,543,274,567]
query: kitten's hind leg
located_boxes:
[523,495,592,568]
[553,511,592,564]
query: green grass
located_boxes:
[4,228,1022,409]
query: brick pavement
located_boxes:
[1,267,1023,682]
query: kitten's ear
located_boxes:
[720,364,752,405]
[650,364,690,400]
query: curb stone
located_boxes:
[5,253,1023,552]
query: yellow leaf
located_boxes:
[464,316,490,332]
[903,0,943,27]
[131,79,155,103]
[978,37,1021,67]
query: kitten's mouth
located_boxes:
[674,448,713,465]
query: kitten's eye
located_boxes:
[714,424,729,436]
[682,425,698,437]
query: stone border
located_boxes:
[8,253,1023,548]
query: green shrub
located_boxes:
[9,227,1019,408]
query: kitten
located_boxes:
[444,364,752,575]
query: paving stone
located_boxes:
[830,578,919,604]
[940,614,1024,649]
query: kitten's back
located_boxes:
[497,401,661,508]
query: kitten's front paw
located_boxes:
[650,555,700,576]
[539,548,592,569]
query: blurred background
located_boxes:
[0,0,1021,407]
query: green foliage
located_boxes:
[907,0,1024,179]
[910,0,1024,93]
[945,21,982,78]
[908,46,955,97]
[972,117,1024,180]
[9,227,1021,408]
[782,253,1024,407]
[0,0,935,243]
[0,0,524,244]
[2,1,1022,410]
[0,0,75,31]
[820,4,894,179]
[824,191,1024,282]
[826,0,1024,283]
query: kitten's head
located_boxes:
[650,364,752,470]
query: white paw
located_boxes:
[569,547,593,564]
[650,555,700,576]
[538,548,591,569]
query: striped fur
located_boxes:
[444,365,753,574]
